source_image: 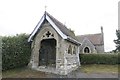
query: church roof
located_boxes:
[28,11,80,45]
[76,33,104,45]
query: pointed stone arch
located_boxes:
[73,46,76,54]
[68,45,72,54]
[39,38,56,67]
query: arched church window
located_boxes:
[68,45,72,54]
[84,47,90,53]
[73,46,76,54]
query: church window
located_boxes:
[68,45,72,54]
[84,47,90,53]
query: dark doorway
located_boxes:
[39,39,56,67]
[84,47,90,53]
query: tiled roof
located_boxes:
[76,33,104,45]
[46,12,79,42]
[28,11,80,44]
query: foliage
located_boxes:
[80,53,119,65]
[81,64,118,74]
[2,34,31,71]
[114,30,120,52]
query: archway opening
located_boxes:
[39,39,56,67]
[68,45,72,54]
[84,47,90,53]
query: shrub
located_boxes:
[2,34,31,70]
[80,53,119,65]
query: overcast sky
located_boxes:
[0,0,119,52]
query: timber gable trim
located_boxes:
[28,12,81,45]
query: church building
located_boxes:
[28,12,81,75]
[77,27,104,53]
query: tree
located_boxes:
[114,30,120,52]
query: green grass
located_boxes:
[2,67,47,78]
[2,64,119,78]
[80,64,119,74]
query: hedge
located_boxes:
[2,34,31,70]
[2,33,119,70]
[80,53,120,65]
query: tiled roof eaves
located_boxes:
[28,11,80,45]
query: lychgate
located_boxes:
[28,11,81,75]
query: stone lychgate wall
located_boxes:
[28,21,80,75]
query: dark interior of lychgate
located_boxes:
[39,39,56,67]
